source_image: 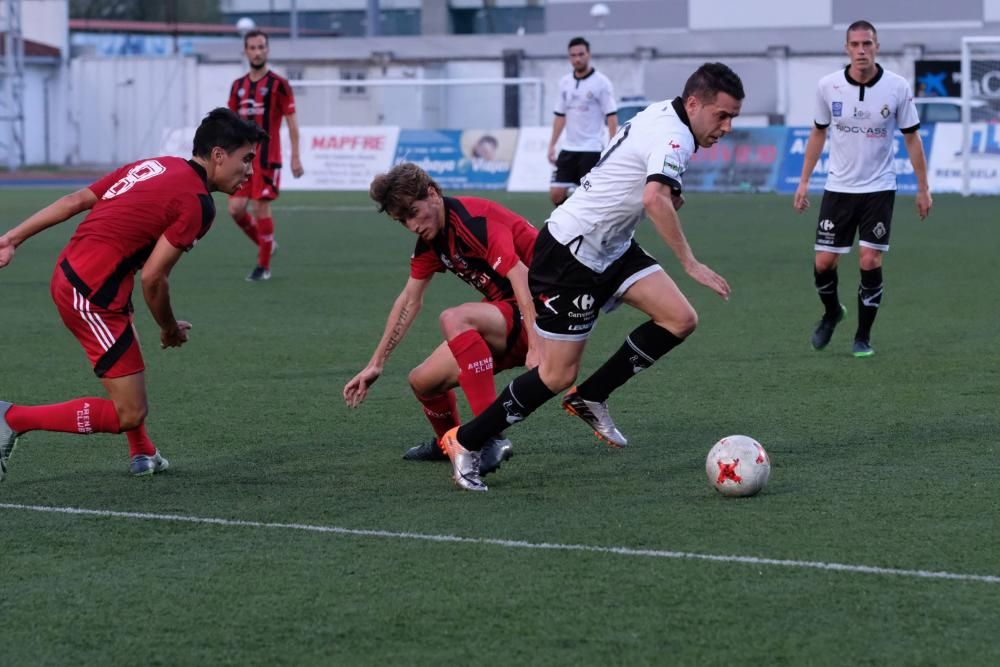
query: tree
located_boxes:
[70,0,223,24]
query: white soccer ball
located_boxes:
[706,435,771,497]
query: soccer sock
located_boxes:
[415,390,460,438]
[6,398,122,435]
[257,216,274,269]
[125,424,157,457]
[447,330,497,415]
[576,320,685,403]
[456,367,555,451]
[814,267,841,319]
[234,213,259,245]
[855,267,884,342]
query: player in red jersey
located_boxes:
[343,163,540,476]
[0,108,265,481]
[227,29,304,282]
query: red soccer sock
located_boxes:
[256,216,274,269]
[447,330,497,415]
[6,398,122,435]
[415,390,460,438]
[125,424,156,457]
[234,213,259,245]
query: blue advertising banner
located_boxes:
[777,126,935,194]
[393,129,518,189]
[683,127,787,193]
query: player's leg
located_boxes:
[550,150,575,206]
[440,302,510,415]
[405,342,461,461]
[254,199,274,271]
[853,191,893,357]
[228,194,259,245]
[811,192,855,350]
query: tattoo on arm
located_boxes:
[382,305,410,361]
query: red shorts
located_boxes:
[233,163,280,201]
[50,267,145,379]
[490,300,529,373]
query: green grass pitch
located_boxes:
[1,187,998,665]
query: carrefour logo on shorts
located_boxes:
[832,102,843,117]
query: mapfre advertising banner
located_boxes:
[777,126,935,195]
[161,126,400,191]
[393,129,518,190]
[928,122,1000,194]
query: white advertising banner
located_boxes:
[507,126,553,192]
[928,122,1000,194]
[161,125,401,191]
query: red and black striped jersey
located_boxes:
[410,197,538,303]
[227,70,296,168]
[58,157,215,312]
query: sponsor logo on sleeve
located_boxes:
[832,101,843,117]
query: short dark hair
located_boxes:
[192,108,267,158]
[370,163,442,219]
[846,20,877,40]
[682,62,745,103]
[568,37,590,52]
[243,29,268,48]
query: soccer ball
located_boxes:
[706,435,771,497]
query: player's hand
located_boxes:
[0,234,14,269]
[916,190,932,220]
[685,261,731,301]
[793,185,810,212]
[291,155,304,179]
[670,193,685,211]
[161,321,192,349]
[547,146,557,164]
[343,366,381,408]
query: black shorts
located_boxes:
[529,225,662,341]
[551,150,601,188]
[815,190,895,254]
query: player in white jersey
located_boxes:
[794,20,932,357]
[436,63,743,491]
[548,36,618,207]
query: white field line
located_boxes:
[271,205,375,213]
[3,502,998,585]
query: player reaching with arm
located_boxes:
[794,20,931,357]
[439,63,742,492]
[227,29,304,282]
[343,163,540,476]
[0,108,266,481]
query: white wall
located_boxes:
[23,0,68,54]
[689,0,830,29]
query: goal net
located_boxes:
[960,37,1000,195]
[287,76,545,130]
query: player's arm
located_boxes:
[548,115,567,164]
[141,235,191,349]
[505,261,541,369]
[0,188,98,269]
[793,125,828,212]
[285,112,304,178]
[643,180,730,300]
[343,276,431,408]
[606,113,618,143]
[902,130,932,219]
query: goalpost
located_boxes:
[960,36,1000,196]
[287,76,546,129]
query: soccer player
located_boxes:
[439,63,743,492]
[0,108,265,481]
[547,36,618,207]
[794,20,932,357]
[227,29,304,282]
[343,163,540,475]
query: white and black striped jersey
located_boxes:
[554,69,618,152]
[546,97,695,273]
[814,64,920,193]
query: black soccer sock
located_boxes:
[576,321,685,403]
[456,368,555,451]
[814,267,841,319]
[855,267,883,342]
